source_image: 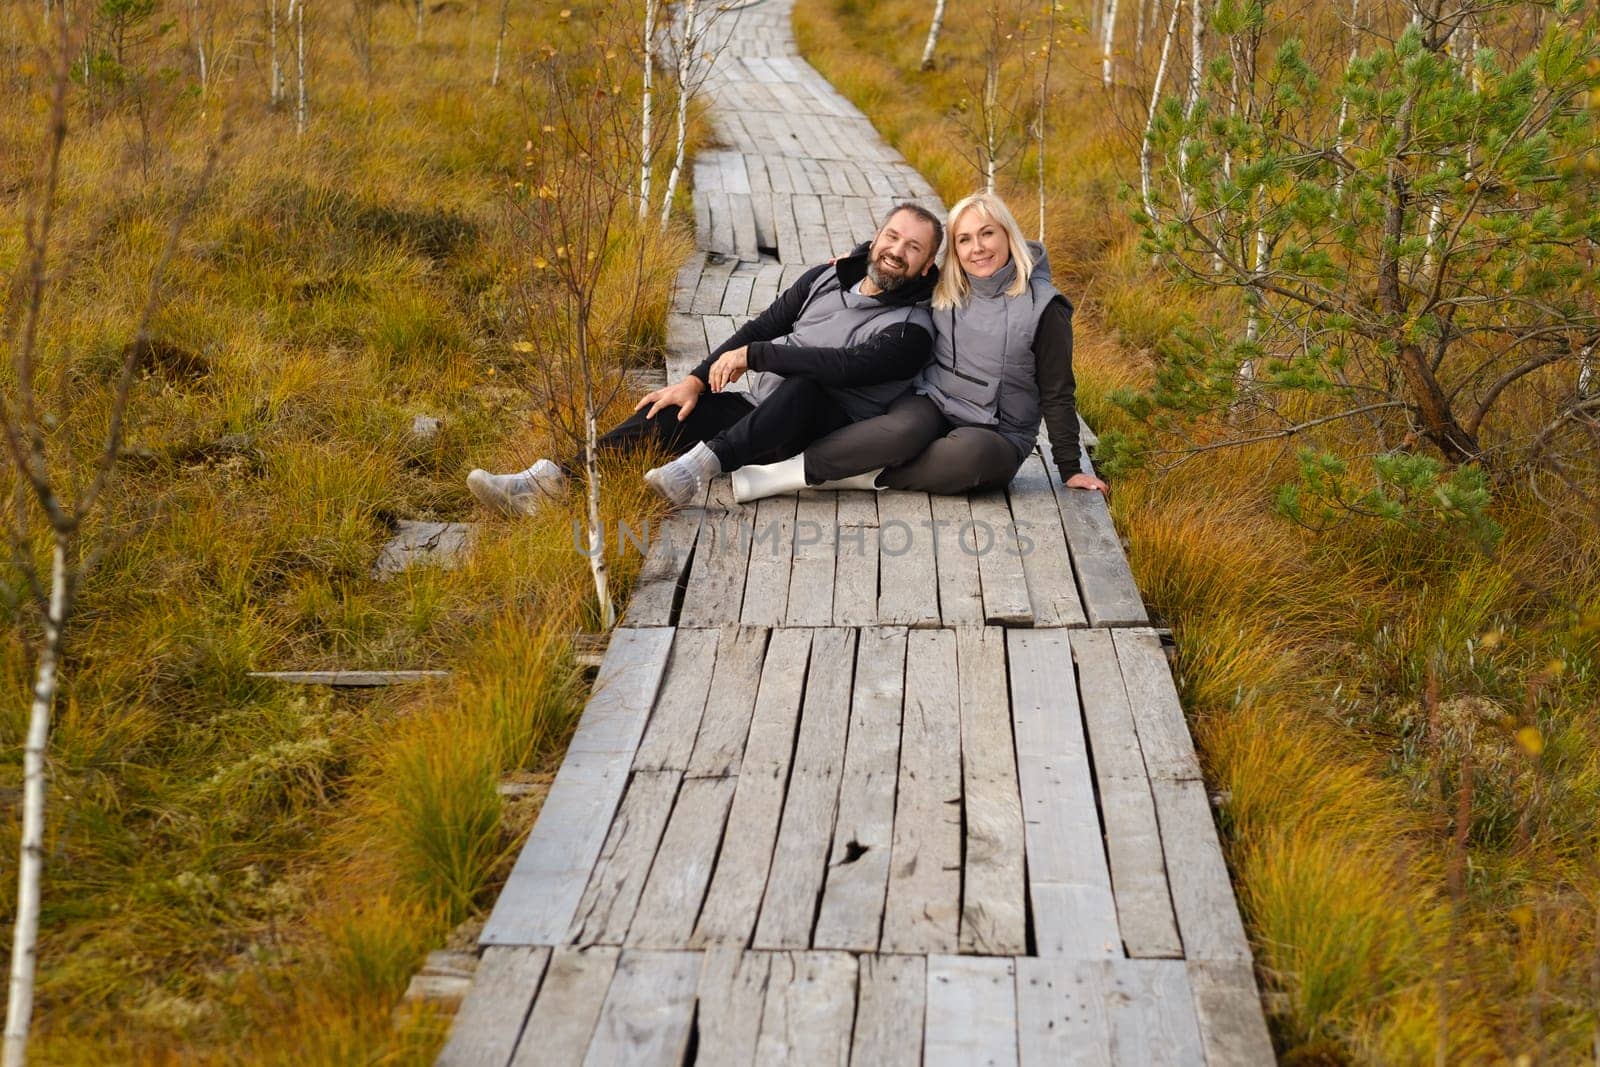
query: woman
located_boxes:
[731,190,1109,501]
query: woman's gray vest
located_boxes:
[744,268,935,421]
[917,243,1064,455]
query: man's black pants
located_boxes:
[577,377,853,472]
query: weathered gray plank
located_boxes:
[690,256,737,315]
[1188,961,1274,1065]
[877,492,940,628]
[1112,628,1203,781]
[621,495,706,627]
[832,499,879,626]
[680,478,752,627]
[627,776,737,947]
[694,629,812,946]
[786,493,836,625]
[721,271,756,316]
[1008,454,1089,627]
[754,952,858,1065]
[925,956,1019,1067]
[632,627,719,772]
[882,629,962,954]
[1070,630,1183,958]
[1007,630,1121,958]
[850,955,925,1066]
[1015,958,1111,1067]
[1103,960,1207,1066]
[742,494,796,625]
[508,947,618,1066]
[970,489,1034,625]
[696,949,773,1063]
[581,950,698,1065]
[754,628,856,948]
[958,627,1027,956]
[436,946,550,1067]
[730,192,761,261]
[568,770,679,945]
[685,625,769,778]
[1152,779,1253,962]
[483,629,674,946]
[1039,434,1147,627]
[930,494,984,625]
[814,627,907,951]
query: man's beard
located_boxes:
[867,254,910,291]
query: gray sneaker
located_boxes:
[466,460,566,517]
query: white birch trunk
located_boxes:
[270,0,281,105]
[984,56,999,193]
[1135,0,1147,54]
[414,0,424,43]
[639,0,656,217]
[1101,0,1120,88]
[920,0,948,71]
[1140,0,1182,222]
[190,0,208,95]
[3,541,68,1067]
[582,418,614,630]
[294,0,306,136]
[659,0,697,227]
[1178,0,1203,209]
[1578,343,1594,397]
[1332,0,1359,204]
[1037,0,1056,240]
[491,0,509,86]
[1240,210,1265,385]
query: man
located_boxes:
[466,202,943,514]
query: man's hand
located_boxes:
[708,346,750,392]
[1065,472,1110,495]
[635,375,706,421]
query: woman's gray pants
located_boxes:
[803,392,1025,494]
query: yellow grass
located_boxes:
[798,0,1600,1060]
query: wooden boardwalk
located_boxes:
[438,2,1272,1063]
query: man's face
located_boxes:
[866,210,938,291]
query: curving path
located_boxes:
[436,2,1274,1063]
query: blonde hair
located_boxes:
[931,191,1035,311]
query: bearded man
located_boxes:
[467,202,942,515]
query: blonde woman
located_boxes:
[732,190,1108,500]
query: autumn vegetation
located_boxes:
[0,0,693,1060]
[796,0,1598,1059]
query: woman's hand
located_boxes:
[709,346,750,392]
[1065,472,1110,495]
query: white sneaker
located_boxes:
[466,459,566,517]
[643,442,721,508]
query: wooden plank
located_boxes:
[882,629,962,954]
[748,260,785,311]
[672,253,706,305]
[707,191,737,256]
[851,955,926,1067]
[436,947,550,1067]
[1070,630,1183,958]
[632,627,719,772]
[814,627,907,951]
[786,493,836,625]
[482,629,674,946]
[1008,454,1089,627]
[876,492,940,628]
[507,947,618,1066]
[685,625,769,777]
[754,628,856,948]
[970,489,1034,625]
[1102,960,1207,1066]
[568,770,679,945]
[1188,961,1274,1065]
[679,478,753,627]
[770,193,804,265]
[1152,779,1253,962]
[741,495,796,626]
[689,257,737,315]
[581,950,698,1065]
[720,271,756,316]
[930,494,983,625]
[925,956,1018,1067]
[832,499,879,626]
[1039,434,1147,626]
[730,192,761,261]
[627,776,737,947]
[694,629,812,946]
[1007,630,1121,959]
[1015,959,1111,1067]
[1112,628,1203,781]
[753,952,858,1065]
[696,949,773,1063]
[957,627,1027,956]
[621,496,706,627]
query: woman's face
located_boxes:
[951,209,1011,279]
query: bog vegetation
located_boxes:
[0,0,697,1059]
[796,0,1598,1060]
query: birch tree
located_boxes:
[3,34,218,1064]
[269,0,283,104]
[491,0,510,86]
[1119,0,1600,530]
[921,0,948,70]
[1036,0,1057,238]
[639,0,656,217]
[1101,0,1120,87]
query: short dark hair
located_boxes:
[882,201,944,255]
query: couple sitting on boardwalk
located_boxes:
[466,191,1109,521]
